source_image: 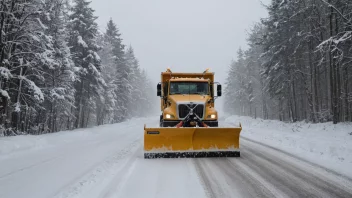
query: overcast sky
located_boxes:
[90,0,269,111]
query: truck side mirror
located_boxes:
[157,83,161,97]
[217,84,222,97]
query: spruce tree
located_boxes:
[67,0,104,128]
[125,46,142,117]
[104,19,131,122]
[38,0,76,132]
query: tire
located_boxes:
[159,115,163,127]
[204,121,218,127]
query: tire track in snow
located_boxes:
[0,122,143,180]
[194,158,277,198]
[52,138,141,198]
[99,145,140,198]
[215,159,277,198]
[237,147,319,197]
[240,142,352,198]
[241,136,352,183]
[194,139,352,197]
[49,120,157,198]
[193,159,223,198]
[226,159,286,198]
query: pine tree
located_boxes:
[67,0,104,128]
[96,19,155,125]
[139,69,154,117]
[224,0,352,123]
[96,31,117,125]
[0,0,53,135]
[125,46,142,117]
[224,49,253,116]
[103,19,131,122]
[37,0,76,133]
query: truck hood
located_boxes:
[168,94,209,104]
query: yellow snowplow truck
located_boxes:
[144,69,242,158]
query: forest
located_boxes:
[0,0,154,136]
[224,0,352,124]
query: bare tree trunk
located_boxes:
[329,3,338,124]
[292,76,298,122]
[14,67,23,132]
[344,66,349,121]
[335,12,341,123]
[77,80,84,128]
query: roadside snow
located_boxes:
[0,117,148,157]
[2,115,351,198]
[0,117,206,198]
[0,135,49,156]
[225,115,352,178]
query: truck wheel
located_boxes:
[160,115,163,127]
[207,122,218,127]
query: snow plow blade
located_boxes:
[143,124,242,158]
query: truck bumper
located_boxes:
[162,120,218,127]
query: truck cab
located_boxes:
[157,69,222,127]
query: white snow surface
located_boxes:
[0,117,206,198]
[1,115,351,198]
[225,115,352,178]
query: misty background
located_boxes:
[3,0,348,136]
[90,0,269,112]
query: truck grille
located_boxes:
[178,104,204,119]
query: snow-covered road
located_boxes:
[195,138,352,198]
[1,117,352,198]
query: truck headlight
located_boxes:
[208,114,216,119]
[165,114,174,119]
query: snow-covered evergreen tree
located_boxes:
[125,46,142,117]
[36,0,76,133]
[0,0,53,135]
[0,0,158,136]
[139,69,155,117]
[102,19,132,122]
[224,49,254,116]
[224,0,352,123]
[67,0,104,128]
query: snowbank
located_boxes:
[0,117,150,157]
[225,115,352,177]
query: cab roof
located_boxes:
[169,78,209,82]
[161,69,214,83]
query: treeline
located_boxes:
[224,0,352,123]
[0,0,153,136]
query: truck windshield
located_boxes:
[169,82,209,95]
